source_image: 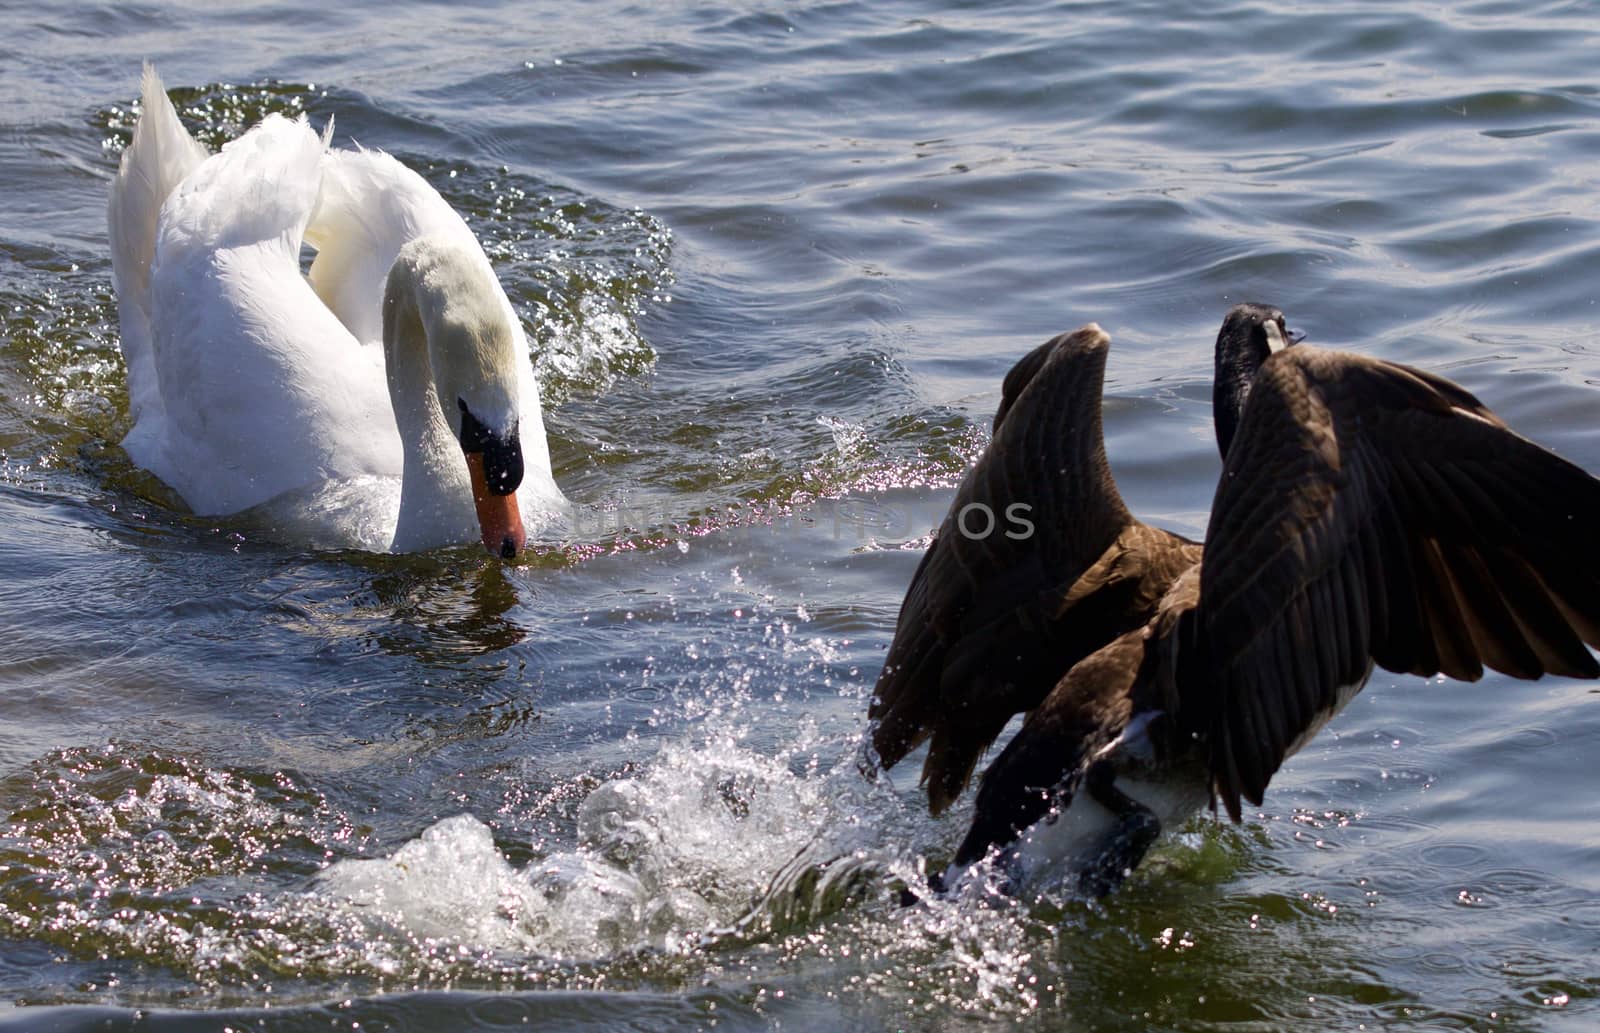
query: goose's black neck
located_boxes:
[1212,302,1290,459]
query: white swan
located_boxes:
[107,65,566,556]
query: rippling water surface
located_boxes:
[1,1,1598,1029]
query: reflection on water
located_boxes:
[368,562,528,661]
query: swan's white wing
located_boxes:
[107,65,210,439]
[308,148,442,347]
[136,113,397,515]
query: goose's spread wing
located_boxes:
[1192,346,1600,819]
[868,326,1144,811]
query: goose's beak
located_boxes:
[465,451,525,559]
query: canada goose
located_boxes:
[870,305,1600,895]
[866,306,1290,812]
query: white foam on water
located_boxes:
[311,714,1077,1018]
[316,814,548,954]
[316,723,884,961]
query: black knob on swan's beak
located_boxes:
[458,399,524,495]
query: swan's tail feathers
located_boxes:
[108,64,210,323]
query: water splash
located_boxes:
[316,718,885,962]
[0,617,1116,1022]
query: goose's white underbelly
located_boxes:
[1005,775,1210,892]
[939,709,1212,895]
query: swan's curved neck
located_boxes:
[381,235,523,552]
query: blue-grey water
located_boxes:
[1,1,1598,1030]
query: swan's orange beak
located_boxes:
[466,452,525,559]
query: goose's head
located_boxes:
[1212,302,1301,458]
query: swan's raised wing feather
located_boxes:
[107,65,211,440]
[1193,346,1600,820]
[306,148,477,347]
[155,114,323,256]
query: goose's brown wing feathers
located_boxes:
[1192,346,1600,820]
[869,325,1187,813]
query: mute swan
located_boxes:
[107,65,566,556]
[870,308,1600,897]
